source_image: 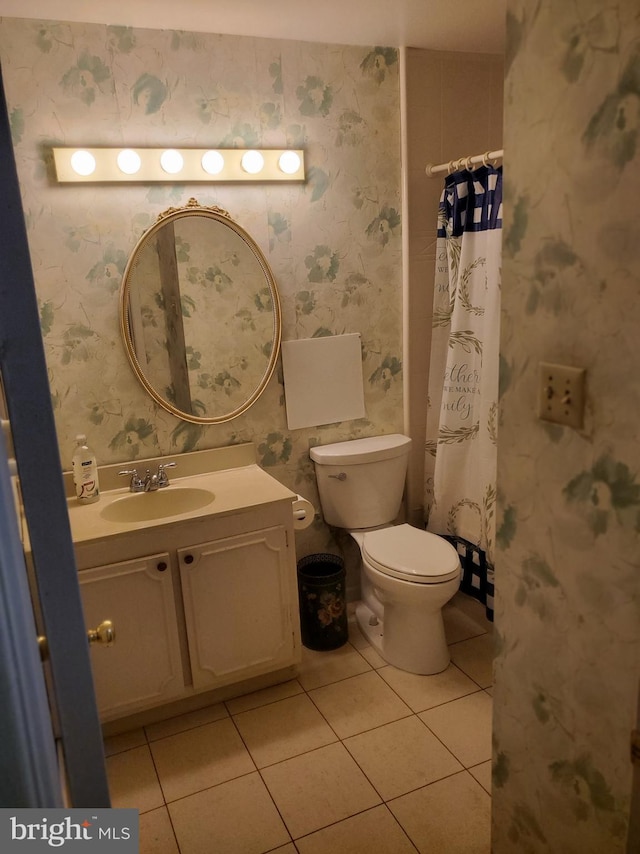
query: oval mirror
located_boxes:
[119,199,281,424]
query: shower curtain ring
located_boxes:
[482,151,492,167]
[464,156,475,171]
[447,160,456,174]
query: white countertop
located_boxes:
[20,444,297,550]
[65,464,296,546]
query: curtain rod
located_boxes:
[425,149,504,178]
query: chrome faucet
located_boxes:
[118,468,144,492]
[143,462,177,492]
[118,461,176,493]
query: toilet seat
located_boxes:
[362,524,460,584]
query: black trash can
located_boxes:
[297,553,348,651]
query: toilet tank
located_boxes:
[310,434,411,529]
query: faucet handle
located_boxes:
[157,461,176,488]
[118,469,144,492]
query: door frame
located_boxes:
[0,63,109,807]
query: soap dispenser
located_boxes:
[72,434,100,504]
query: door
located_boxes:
[80,553,185,720]
[0,425,61,806]
[179,526,296,689]
[0,65,109,807]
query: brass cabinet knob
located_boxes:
[87,620,115,646]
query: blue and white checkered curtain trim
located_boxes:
[437,165,503,238]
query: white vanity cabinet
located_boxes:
[68,451,302,724]
[179,526,296,690]
[79,552,185,720]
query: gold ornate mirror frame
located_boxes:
[119,199,281,424]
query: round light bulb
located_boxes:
[70,150,96,177]
[117,149,142,175]
[241,150,264,175]
[201,150,225,175]
[160,149,184,174]
[278,151,301,175]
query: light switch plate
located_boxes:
[538,362,586,428]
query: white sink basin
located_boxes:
[100,487,215,523]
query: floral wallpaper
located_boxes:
[494,1,640,851]
[0,18,403,563]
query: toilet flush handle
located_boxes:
[329,472,347,481]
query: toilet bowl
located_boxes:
[310,434,461,675]
[352,525,460,674]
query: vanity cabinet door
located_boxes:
[179,526,298,690]
[79,553,184,721]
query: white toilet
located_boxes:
[310,434,461,674]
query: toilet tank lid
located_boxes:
[310,434,411,465]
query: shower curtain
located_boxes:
[424,165,503,619]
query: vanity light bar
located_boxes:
[52,147,305,183]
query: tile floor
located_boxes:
[104,592,494,854]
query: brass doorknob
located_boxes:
[38,635,49,661]
[87,620,115,646]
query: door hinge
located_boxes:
[631,730,640,766]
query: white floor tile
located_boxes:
[377,662,479,712]
[344,716,463,800]
[103,728,147,757]
[150,717,255,802]
[261,742,381,839]
[451,593,493,629]
[106,595,495,854]
[443,598,491,644]
[419,691,492,767]
[139,807,179,854]
[389,771,491,854]
[297,642,372,690]
[295,805,417,854]
[145,702,228,742]
[449,633,494,688]
[225,679,303,715]
[233,693,337,767]
[356,642,388,669]
[469,760,492,794]
[309,671,412,738]
[169,772,290,854]
[106,745,164,813]
[347,620,388,668]
[346,613,369,650]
